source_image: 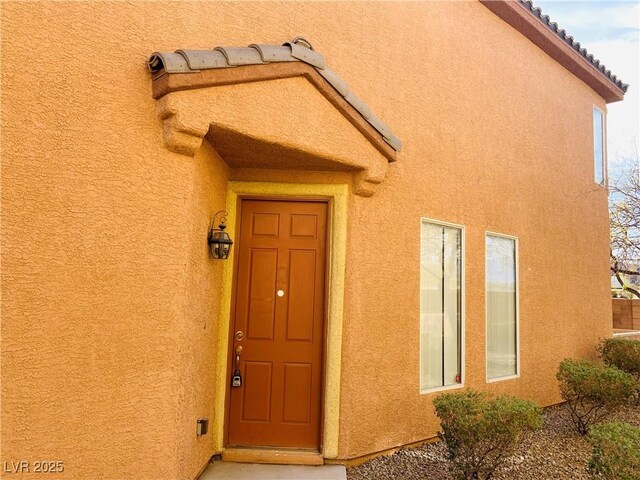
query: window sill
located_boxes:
[420,383,464,395]
[486,374,519,384]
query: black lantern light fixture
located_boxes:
[208,211,233,259]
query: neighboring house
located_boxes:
[1,1,627,479]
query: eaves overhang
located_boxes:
[147,38,401,197]
[481,0,628,103]
[148,37,402,161]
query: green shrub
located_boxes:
[557,359,636,435]
[599,338,640,401]
[433,390,542,480]
[588,422,640,480]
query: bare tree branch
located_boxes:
[610,155,640,299]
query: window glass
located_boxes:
[593,108,605,184]
[486,235,517,380]
[420,221,462,391]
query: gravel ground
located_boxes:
[347,403,640,480]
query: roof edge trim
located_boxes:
[481,0,627,103]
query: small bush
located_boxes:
[588,422,640,480]
[599,338,640,400]
[433,390,542,480]
[557,358,636,435]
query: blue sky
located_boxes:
[537,1,639,41]
[536,0,639,176]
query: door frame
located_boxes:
[212,182,349,460]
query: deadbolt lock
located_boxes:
[235,331,244,341]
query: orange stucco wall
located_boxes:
[1,1,612,479]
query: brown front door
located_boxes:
[228,199,327,450]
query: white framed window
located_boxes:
[593,107,606,185]
[486,233,519,382]
[420,219,464,393]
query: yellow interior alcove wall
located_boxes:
[212,181,349,459]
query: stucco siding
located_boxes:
[1,1,612,478]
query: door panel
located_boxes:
[286,250,316,342]
[228,199,327,450]
[247,249,278,340]
[282,363,313,424]
[251,213,280,237]
[241,362,273,422]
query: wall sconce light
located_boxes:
[208,211,233,259]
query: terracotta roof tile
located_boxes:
[148,37,402,152]
[519,0,628,92]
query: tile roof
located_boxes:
[148,37,402,152]
[519,0,628,92]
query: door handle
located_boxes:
[232,345,243,388]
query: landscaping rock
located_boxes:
[347,404,640,480]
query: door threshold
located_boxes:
[222,447,323,466]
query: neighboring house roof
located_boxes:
[148,37,402,152]
[481,0,628,102]
[519,0,628,93]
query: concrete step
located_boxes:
[199,462,347,480]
